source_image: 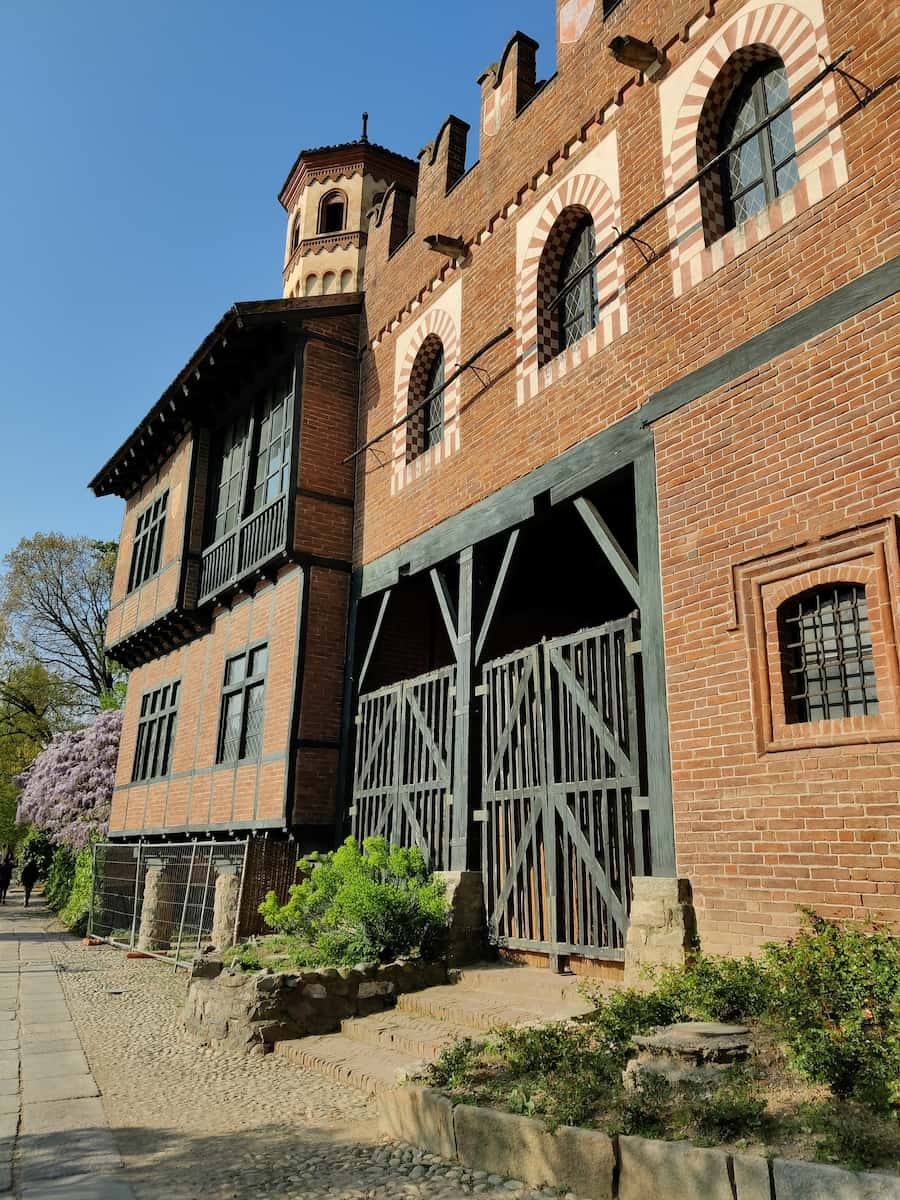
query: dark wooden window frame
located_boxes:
[206,364,295,550]
[423,347,445,453]
[127,491,169,593]
[131,680,180,782]
[216,643,269,764]
[718,57,799,232]
[778,583,879,724]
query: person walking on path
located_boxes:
[20,858,38,906]
[0,858,11,904]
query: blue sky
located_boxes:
[0,1,556,562]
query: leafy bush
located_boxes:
[58,846,93,935]
[44,845,76,910]
[654,953,773,1022]
[763,910,900,1111]
[581,986,686,1060]
[259,837,448,966]
[617,1068,766,1144]
[223,941,263,972]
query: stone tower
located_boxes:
[278,117,419,299]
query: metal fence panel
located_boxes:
[89,840,248,970]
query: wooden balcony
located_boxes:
[198,493,289,606]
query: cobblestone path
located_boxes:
[4,899,571,1200]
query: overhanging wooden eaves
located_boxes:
[88,294,362,500]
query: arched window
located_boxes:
[557,216,598,353]
[535,208,599,366]
[290,215,302,253]
[704,54,799,235]
[778,584,878,723]
[318,190,346,234]
[406,335,445,461]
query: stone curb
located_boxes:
[377,1086,900,1200]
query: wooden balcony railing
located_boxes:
[198,493,289,605]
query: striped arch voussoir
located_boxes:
[664,1,843,295]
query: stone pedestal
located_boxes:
[623,1022,753,1095]
[434,871,488,966]
[137,863,176,952]
[210,869,241,950]
[624,876,697,989]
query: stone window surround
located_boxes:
[660,0,848,300]
[732,520,900,753]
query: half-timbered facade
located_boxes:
[92,0,898,967]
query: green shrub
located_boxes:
[654,953,773,1023]
[258,837,448,966]
[763,910,900,1112]
[223,941,263,972]
[58,847,93,936]
[581,986,686,1060]
[425,1037,484,1090]
[44,845,76,910]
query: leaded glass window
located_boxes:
[216,645,268,764]
[423,348,444,453]
[132,681,180,782]
[250,376,292,513]
[558,217,599,353]
[211,416,250,542]
[128,491,168,592]
[718,58,799,230]
[779,584,878,723]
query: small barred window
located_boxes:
[778,584,879,724]
[128,491,168,593]
[406,335,445,463]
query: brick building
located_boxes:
[91,0,898,965]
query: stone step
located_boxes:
[274,1033,422,1096]
[454,963,591,1006]
[396,984,591,1032]
[340,1011,474,1060]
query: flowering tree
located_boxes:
[15,710,122,849]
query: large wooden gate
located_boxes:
[350,666,455,869]
[480,617,646,961]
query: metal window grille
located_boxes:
[718,57,799,230]
[127,491,168,592]
[216,644,268,763]
[780,584,879,723]
[424,349,445,452]
[558,217,599,353]
[132,681,180,782]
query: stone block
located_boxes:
[454,1105,614,1198]
[378,1085,457,1160]
[434,871,488,966]
[772,1158,900,1200]
[732,1152,771,1200]
[210,870,240,950]
[618,1136,732,1200]
[624,876,697,989]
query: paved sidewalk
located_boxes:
[1,889,134,1199]
[2,896,566,1200]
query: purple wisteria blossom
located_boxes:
[15,710,122,849]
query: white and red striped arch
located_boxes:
[660,0,847,296]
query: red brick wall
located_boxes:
[352,0,899,951]
[109,568,302,836]
[655,296,900,953]
[107,434,194,647]
[356,0,897,566]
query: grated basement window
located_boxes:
[132,680,180,781]
[216,643,268,764]
[127,491,168,593]
[779,584,878,723]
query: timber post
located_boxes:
[450,545,474,870]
